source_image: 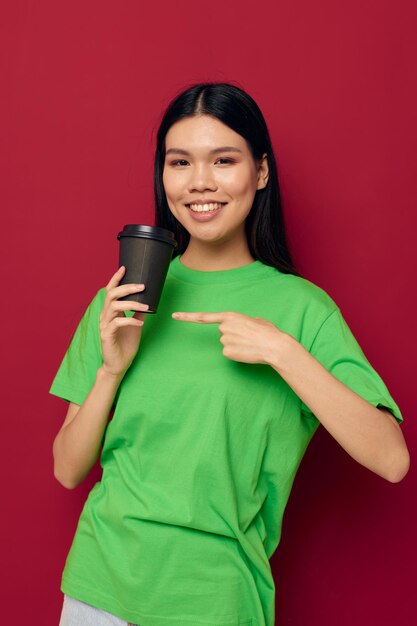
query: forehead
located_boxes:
[165,115,248,153]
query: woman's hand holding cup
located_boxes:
[99,266,149,378]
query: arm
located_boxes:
[51,267,148,489]
[265,334,410,483]
[171,308,409,483]
[53,367,123,489]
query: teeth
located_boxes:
[189,202,224,212]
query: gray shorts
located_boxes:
[59,594,139,626]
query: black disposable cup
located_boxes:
[116,224,177,313]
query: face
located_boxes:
[162,115,269,246]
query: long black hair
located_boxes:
[154,82,300,277]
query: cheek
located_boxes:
[162,168,171,195]
[221,165,257,197]
[163,171,187,203]
[162,172,176,214]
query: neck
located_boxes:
[179,238,255,272]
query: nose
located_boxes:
[188,163,218,193]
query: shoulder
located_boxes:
[268,267,339,315]
[86,287,107,310]
[95,287,107,305]
[76,287,107,326]
[258,267,341,346]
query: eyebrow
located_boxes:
[165,146,243,156]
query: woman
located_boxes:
[51,82,409,626]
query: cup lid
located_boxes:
[117,224,177,247]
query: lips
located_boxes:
[186,202,227,213]
[185,202,226,221]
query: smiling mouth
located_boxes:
[186,202,227,213]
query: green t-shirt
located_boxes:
[49,255,403,626]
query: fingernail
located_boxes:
[172,313,180,318]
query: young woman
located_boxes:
[51,82,409,626]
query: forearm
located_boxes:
[265,333,409,482]
[53,366,123,489]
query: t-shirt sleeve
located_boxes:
[49,288,105,406]
[301,307,404,424]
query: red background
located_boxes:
[1,1,415,624]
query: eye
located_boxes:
[169,159,189,166]
[215,158,234,165]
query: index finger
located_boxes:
[105,266,126,291]
[172,311,225,323]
